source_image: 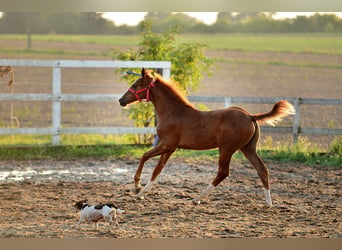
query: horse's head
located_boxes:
[119,68,156,107]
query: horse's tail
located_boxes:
[251,100,295,126]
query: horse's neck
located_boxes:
[151,84,191,120]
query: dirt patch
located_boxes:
[0,158,340,238]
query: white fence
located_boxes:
[189,96,342,143]
[0,59,341,145]
[0,59,171,145]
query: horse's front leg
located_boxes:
[134,156,149,193]
[134,144,174,193]
[136,150,174,199]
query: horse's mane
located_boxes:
[147,70,195,108]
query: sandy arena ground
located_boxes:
[0,157,340,238]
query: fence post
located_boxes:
[52,65,61,145]
[292,98,301,144]
[161,67,171,80]
[224,97,232,108]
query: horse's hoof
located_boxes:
[192,199,200,205]
[136,194,144,200]
[263,204,273,209]
[135,187,142,194]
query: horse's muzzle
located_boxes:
[118,98,127,107]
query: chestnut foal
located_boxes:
[119,68,295,207]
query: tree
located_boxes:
[0,12,33,33]
[310,13,341,32]
[0,12,116,34]
[242,13,281,32]
[45,13,80,34]
[211,12,232,32]
[292,15,316,32]
[0,13,40,49]
[137,12,199,33]
[79,12,113,34]
[111,20,214,144]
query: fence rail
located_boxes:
[0,59,170,145]
[188,96,342,142]
[0,59,341,145]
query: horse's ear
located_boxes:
[141,68,147,78]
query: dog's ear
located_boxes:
[83,199,88,203]
[74,200,83,210]
[108,203,118,209]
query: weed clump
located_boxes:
[329,136,342,155]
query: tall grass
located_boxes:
[330,135,342,155]
[258,136,341,166]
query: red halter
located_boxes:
[129,79,156,102]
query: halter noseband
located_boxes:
[129,79,156,102]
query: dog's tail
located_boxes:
[107,203,125,213]
[116,208,125,214]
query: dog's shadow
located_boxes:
[75,223,122,237]
[96,229,120,238]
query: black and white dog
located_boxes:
[74,199,125,229]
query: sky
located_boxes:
[102,12,342,26]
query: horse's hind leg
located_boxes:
[240,130,272,207]
[193,148,233,205]
[242,148,272,207]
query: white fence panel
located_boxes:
[0,59,171,145]
[0,59,341,145]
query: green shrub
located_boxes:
[111,20,214,144]
[330,136,342,155]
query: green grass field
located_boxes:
[1,33,342,54]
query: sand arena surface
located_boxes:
[0,158,340,238]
